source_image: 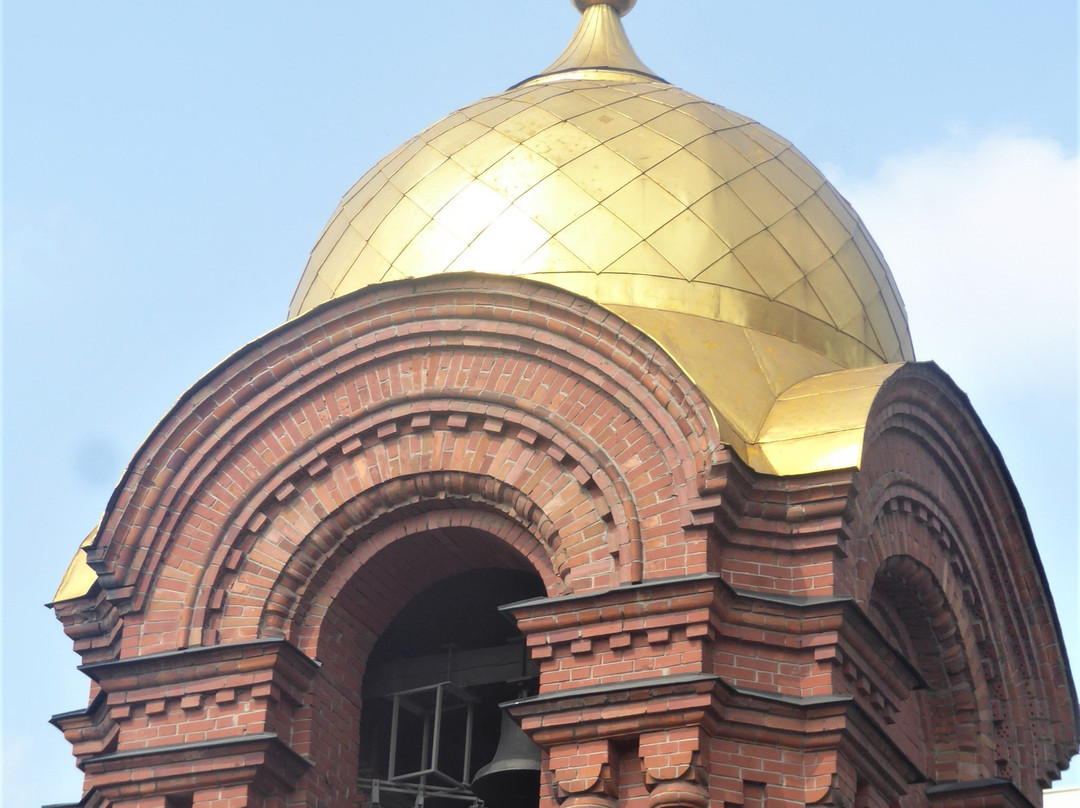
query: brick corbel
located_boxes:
[549,739,619,806]
[640,727,709,808]
[640,726,706,786]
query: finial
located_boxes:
[572,0,636,16]
[516,0,659,86]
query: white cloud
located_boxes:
[838,133,1079,393]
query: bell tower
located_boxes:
[50,3,1078,807]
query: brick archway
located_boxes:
[292,517,548,808]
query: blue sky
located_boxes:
[3,2,1077,803]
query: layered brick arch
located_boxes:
[854,362,1078,802]
[81,275,720,656]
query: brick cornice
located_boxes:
[80,732,311,799]
[507,574,924,720]
[926,779,1037,808]
[78,637,319,683]
[509,674,923,803]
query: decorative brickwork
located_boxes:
[52,276,1076,808]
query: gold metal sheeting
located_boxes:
[393,220,468,278]
[727,168,796,227]
[602,241,683,280]
[606,125,683,171]
[449,129,519,176]
[597,307,897,478]
[350,182,405,242]
[385,144,446,196]
[648,209,729,280]
[433,181,511,243]
[556,205,641,269]
[806,258,866,333]
[644,148,723,207]
[290,20,915,386]
[559,143,641,200]
[607,307,834,441]
[758,364,902,441]
[446,206,551,275]
[730,232,803,299]
[775,278,833,326]
[690,185,767,252]
[693,253,764,295]
[52,526,99,604]
[524,121,602,167]
[479,145,558,200]
[523,272,889,369]
[645,107,717,144]
[407,159,475,218]
[602,175,685,239]
[743,328,845,397]
[684,136,756,184]
[367,196,429,265]
[749,364,904,475]
[513,170,599,234]
[758,157,817,207]
[749,430,864,476]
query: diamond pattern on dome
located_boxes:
[647,149,722,207]
[607,127,682,171]
[690,185,766,250]
[449,129,517,175]
[514,171,599,234]
[694,253,764,295]
[289,77,914,370]
[645,109,715,143]
[758,158,817,207]
[649,210,728,280]
[560,144,640,200]
[407,159,474,217]
[603,176,684,238]
[479,145,557,199]
[558,205,640,269]
[429,119,490,156]
[684,136,756,183]
[769,210,833,274]
[523,122,601,166]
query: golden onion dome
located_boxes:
[289,0,914,474]
[52,1,919,606]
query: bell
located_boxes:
[471,710,541,808]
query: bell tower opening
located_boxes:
[358,567,545,808]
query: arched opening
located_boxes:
[869,555,988,800]
[357,566,545,808]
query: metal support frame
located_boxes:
[378,681,479,796]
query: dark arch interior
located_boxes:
[869,555,987,794]
[358,567,545,808]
